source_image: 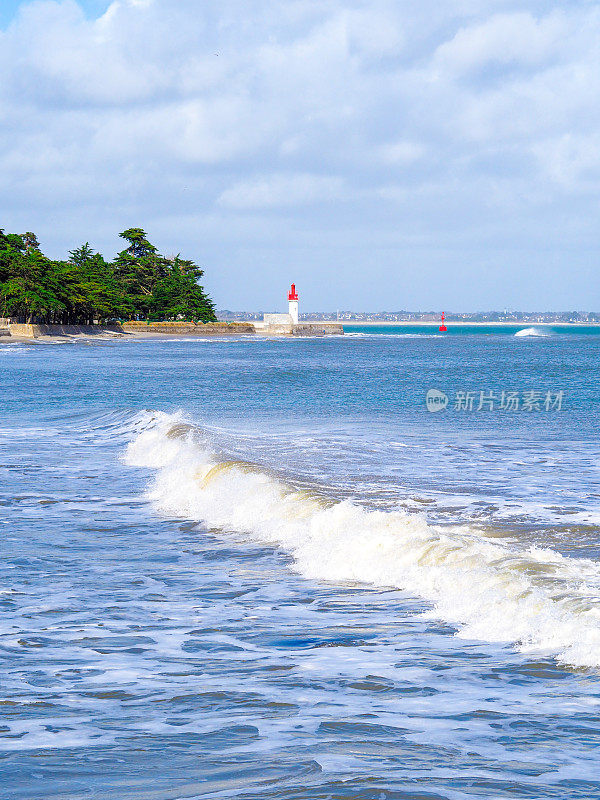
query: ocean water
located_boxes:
[1,327,600,799]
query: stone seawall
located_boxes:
[8,323,124,338]
[5,320,341,339]
[7,321,256,338]
[292,323,343,336]
[255,322,344,335]
[121,321,255,335]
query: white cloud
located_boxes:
[532,133,600,188]
[432,12,566,74]
[380,141,425,165]
[218,173,346,209]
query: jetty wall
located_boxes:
[8,323,124,338]
[292,323,343,336]
[7,321,256,338]
[5,320,341,338]
[120,321,255,335]
[256,321,344,335]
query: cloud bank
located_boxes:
[1,0,599,309]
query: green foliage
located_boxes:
[0,227,216,324]
[149,256,216,321]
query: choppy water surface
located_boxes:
[1,328,600,799]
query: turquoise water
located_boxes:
[344,324,600,336]
[1,327,600,799]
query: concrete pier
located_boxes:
[255,317,343,335]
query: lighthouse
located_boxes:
[288,283,299,325]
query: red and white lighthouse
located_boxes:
[288,283,299,325]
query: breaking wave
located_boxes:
[514,327,551,337]
[125,412,600,669]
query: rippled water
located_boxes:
[2,329,600,799]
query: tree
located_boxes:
[0,226,216,324]
[68,242,95,268]
[150,259,216,321]
[0,246,62,322]
[22,232,41,252]
[112,228,169,317]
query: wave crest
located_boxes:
[514,327,551,337]
[125,412,600,669]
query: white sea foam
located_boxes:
[125,412,600,669]
[514,327,551,337]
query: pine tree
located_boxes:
[0,227,217,324]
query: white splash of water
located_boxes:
[514,327,551,337]
[125,412,600,669]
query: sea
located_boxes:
[1,324,600,799]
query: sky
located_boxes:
[1,0,599,311]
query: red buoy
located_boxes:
[439,312,447,332]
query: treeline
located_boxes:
[0,227,216,324]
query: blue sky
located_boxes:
[1,0,599,311]
[0,0,109,26]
